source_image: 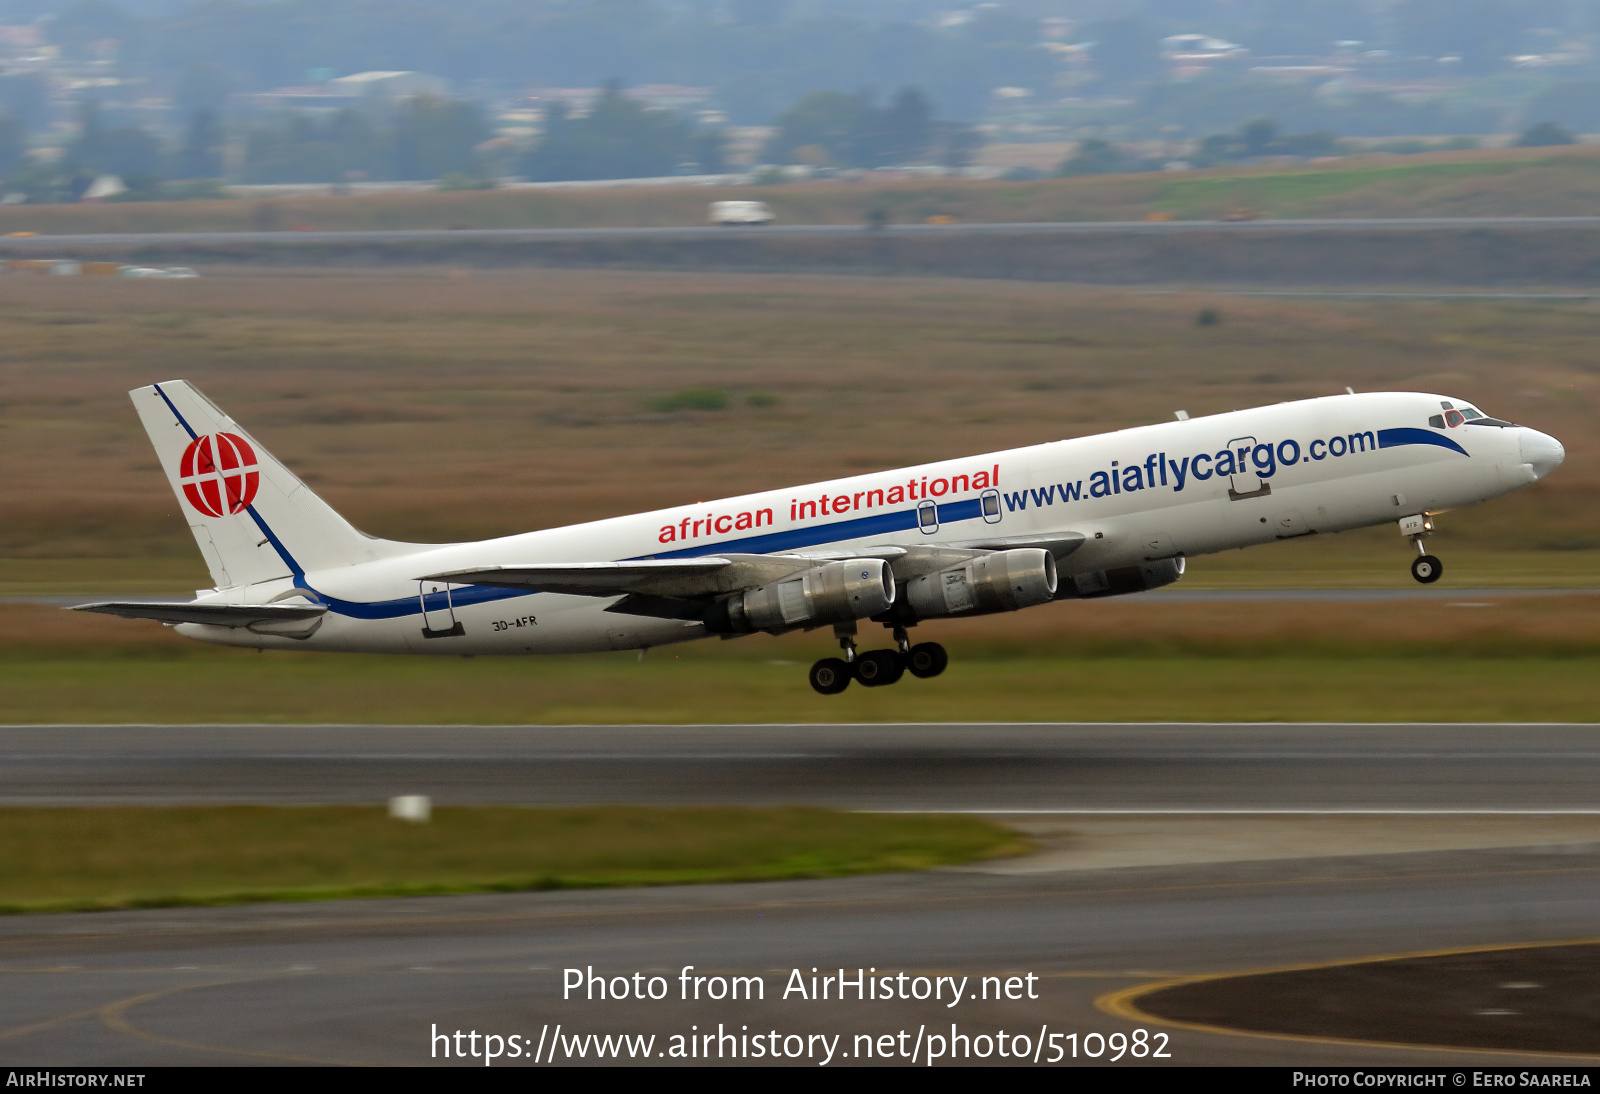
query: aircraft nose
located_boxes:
[1519,428,1566,481]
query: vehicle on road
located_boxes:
[709,200,774,226]
[79,382,1563,693]
[116,265,201,279]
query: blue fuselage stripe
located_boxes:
[327,502,976,619]
[1377,427,1469,457]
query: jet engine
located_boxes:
[1055,557,1185,599]
[897,548,1057,620]
[708,558,895,633]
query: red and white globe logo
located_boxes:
[179,432,260,517]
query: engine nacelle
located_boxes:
[711,558,895,633]
[901,548,1057,619]
[1055,557,1185,599]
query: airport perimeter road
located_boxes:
[3,722,1600,809]
[2,845,1599,1065]
[9,216,1600,249]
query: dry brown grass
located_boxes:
[0,268,1591,581]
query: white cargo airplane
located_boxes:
[77,381,1564,694]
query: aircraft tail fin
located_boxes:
[132,380,424,590]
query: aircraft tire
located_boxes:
[855,649,904,687]
[809,657,854,695]
[907,642,948,679]
[1411,555,1443,584]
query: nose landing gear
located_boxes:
[1411,551,1443,584]
[1399,514,1442,584]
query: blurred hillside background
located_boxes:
[2,0,1600,200]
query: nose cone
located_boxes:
[1519,428,1566,481]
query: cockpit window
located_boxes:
[1434,400,1497,428]
[1437,399,1514,428]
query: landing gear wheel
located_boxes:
[854,649,905,687]
[809,657,854,695]
[1411,554,1443,584]
[907,642,948,679]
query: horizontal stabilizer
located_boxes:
[70,600,327,629]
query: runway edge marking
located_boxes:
[1095,935,1600,1061]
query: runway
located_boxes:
[7,216,1600,250]
[3,722,1599,809]
[4,723,1598,1066]
[8,216,1594,287]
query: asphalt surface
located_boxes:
[3,846,1598,1066]
[4,722,1598,1066]
[7,216,1600,250]
[2,722,1598,810]
[1138,941,1600,1055]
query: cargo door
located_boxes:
[418,581,465,639]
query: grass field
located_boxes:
[0,805,1026,913]
[0,269,1590,562]
[1,145,1599,236]
[0,267,1592,724]
[5,594,1597,723]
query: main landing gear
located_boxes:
[1400,514,1443,584]
[808,623,947,695]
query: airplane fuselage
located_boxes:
[171,390,1561,656]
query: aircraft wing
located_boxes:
[70,600,328,628]
[427,536,1086,614]
[423,555,819,598]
